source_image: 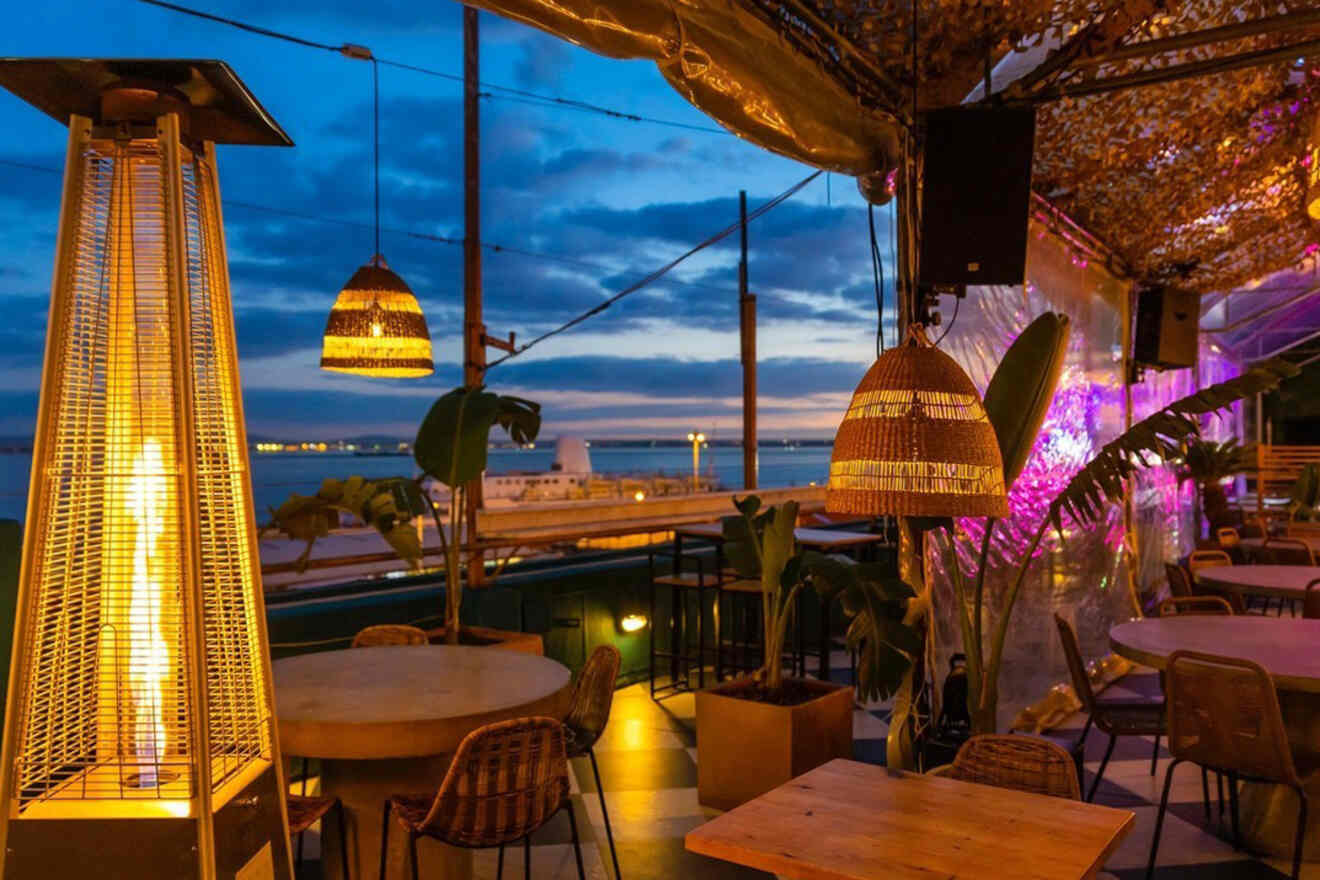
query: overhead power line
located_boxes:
[485,170,824,369]
[0,158,739,297]
[135,0,730,135]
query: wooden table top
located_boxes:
[274,645,573,759]
[1110,617,1320,694]
[675,522,885,549]
[684,758,1134,880]
[1194,564,1320,598]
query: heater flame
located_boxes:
[127,440,170,788]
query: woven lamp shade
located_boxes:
[827,327,1009,517]
[320,258,434,377]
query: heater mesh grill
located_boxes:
[11,131,270,812]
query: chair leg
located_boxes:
[1227,772,1242,850]
[1217,771,1225,822]
[1150,732,1160,776]
[1293,788,1309,880]
[1145,759,1181,880]
[336,800,350,880]
[296,831,306,876]
[524,833,532,879]
[497,845,505,880]
[589,749,622,880]
[1201,767,1212,825]
[408,833,419,880]
[379,802,392,880]
[1087,733,1117,802]
[566,800,587,880]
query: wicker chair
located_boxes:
[1260,538,1316,566]
[380,718,584,880]
[352,624,429,648]
[1158,596,1234,617]
[1054,614,1165,800]
[1148,651,1316,880]
[1187,549,1233,574]
[1215,527,1241,548]
[565,645,623,880]
[1164,562,1194,599]
[949,734,1081,799]
[288,793,349,878]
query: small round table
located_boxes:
[1194,564,1320,603]
[1110,617,1320,860]
[275,645,573,880]
[1240,537,1320,557]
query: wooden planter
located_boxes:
[425,624,544,655]
[696,676,853,810]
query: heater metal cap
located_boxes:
[0,57,293,146]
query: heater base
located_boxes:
[3,764,292,880]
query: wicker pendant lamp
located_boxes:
[320,57,433,377]
[827,325,1009,517]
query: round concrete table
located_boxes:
[275,645,573,880]
[1194,564,1320,602]
[1239,537,1320,559]
[1110,617,1320,860]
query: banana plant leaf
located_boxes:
[983,312,1071,490]
[414,386,542,488]
[804,552,919,701]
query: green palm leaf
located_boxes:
[1049,358,1298,532]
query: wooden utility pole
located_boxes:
[739,190,758,490]
[462,6,485,585]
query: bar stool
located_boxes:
[714,579,808,682]
[648,551,726,699]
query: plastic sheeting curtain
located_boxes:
[924,220,1238,729]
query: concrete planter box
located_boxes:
[696,676,853,810]
[425,624,544,655]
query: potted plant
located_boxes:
[695,495,920,809]
[1174,433,1254,534]
[413,385,541,647]
[938,311,1296,734]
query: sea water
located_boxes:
[0,445,832,523]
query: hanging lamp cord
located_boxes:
[372,56,381,262]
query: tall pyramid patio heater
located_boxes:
[0,59,295,880]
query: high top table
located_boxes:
[275,645,573,880]
[1110,617,1320,860]
[672,522,888,681]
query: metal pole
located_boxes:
[739,190,757,490]
[462,7,485,584]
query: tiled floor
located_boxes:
[297,659,1312,879]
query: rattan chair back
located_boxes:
[1188,550,1233,574]
[950,734,1081,800]
[1053,614,1097,713]
[1260,538,1316,567]
[1216,527,1241,548]
[564,645,621,750]
[418,717,570,847]
[1166,650,1299,786]
[1165,563,1195,599]
[1304,579,1320,621]
[351,624,429,648]
[1159,596,1234,617]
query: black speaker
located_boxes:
[1133,285,1199,369]
[918,106,1036,286]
